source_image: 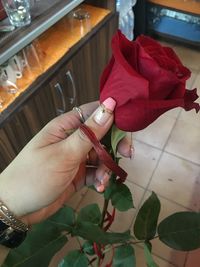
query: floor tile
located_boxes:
[179,108,200,129]
[164,108,181,119]
[148,152,200,210]
[165,120,200,164]
[77,187,104,211]
[120,140,162,188]
[67,187,88,210]
[192,73,200,103]
[135,245,176,267]
[173,45,200,71]
[134,115,176,149]
[185,249,200,267]
[186,70,198,90]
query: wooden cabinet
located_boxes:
[0,13,118,172]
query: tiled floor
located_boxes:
[65,41,200,266]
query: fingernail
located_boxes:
[130,145,135,159]
[93,97,116,126]
[96,184,105,192]
[100,172,110,185]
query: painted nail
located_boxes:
[130,145,135,159]
[96,184,105,192]
[100,172,110,185]
[93,97,116,126]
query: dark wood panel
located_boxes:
[71,13,118,105]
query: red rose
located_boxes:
[100,31,200,131]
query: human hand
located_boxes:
[0,98,133,225]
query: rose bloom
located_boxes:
[100,31,200,131]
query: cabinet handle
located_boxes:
[66,70,77,105]
[54,82,67,115]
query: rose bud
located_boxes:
[100,31,200,132]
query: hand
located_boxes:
[0,98,133,225]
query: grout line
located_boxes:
[164,150,200,167]
[133,138,163,151]
[135,244,178,267]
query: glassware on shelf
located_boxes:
[0,65,19,94]
[69,7,91,37]
[0,96,4,109]
[1,0,31,27]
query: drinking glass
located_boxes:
[1,0,31,27]
[71,8,91,37]
[0,96,4,109]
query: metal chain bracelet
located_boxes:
[0,201,29,232]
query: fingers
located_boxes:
[63,97,116,162]
[30,101,99,148]
[117,135,135,158]
[73,152,111,193]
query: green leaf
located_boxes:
[82,241,95,255]
[113,244,136,267]
[77,204,101,224]
[49,205,76,232]
[111,124,126,156]
[144,243,159,267]
[3,221,67,267]
[104,179,117,200]
[111,183,134,211]
[104,180,134,211]
[59,250,88,267]
[158,212,200,251]
[73,222,131,245]
[134,192,161,240]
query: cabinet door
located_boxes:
[49,61,78,115]
[0,82,56,172]
[71,14,118,106]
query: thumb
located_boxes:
[64,97,116,161]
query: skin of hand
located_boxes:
[0,99,132,226]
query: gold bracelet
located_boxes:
[0,201,29,232]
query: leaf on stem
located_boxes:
[111,183,134,211]
[158,211,200,251]
[49,205,76,232]
[144,243,159,267]
[111,124,126,156]
[72,222,131,245]
[134,192,161,240]
[104,180,134,211]
[77,204,101,224]
[2,208,67,267]
[82,241,95,255]
[58,250,88,267]
[113,244,136,267]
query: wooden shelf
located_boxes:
[0,4,110,113]
[148,0,200,15]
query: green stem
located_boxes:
[100,198,109,228]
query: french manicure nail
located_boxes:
[96,184,105,192]
[100,172,110,185]
[130,145,135,159]
[93,97,116,126]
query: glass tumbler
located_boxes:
[1,0,31,27]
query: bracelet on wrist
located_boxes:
[0,201,29,248]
